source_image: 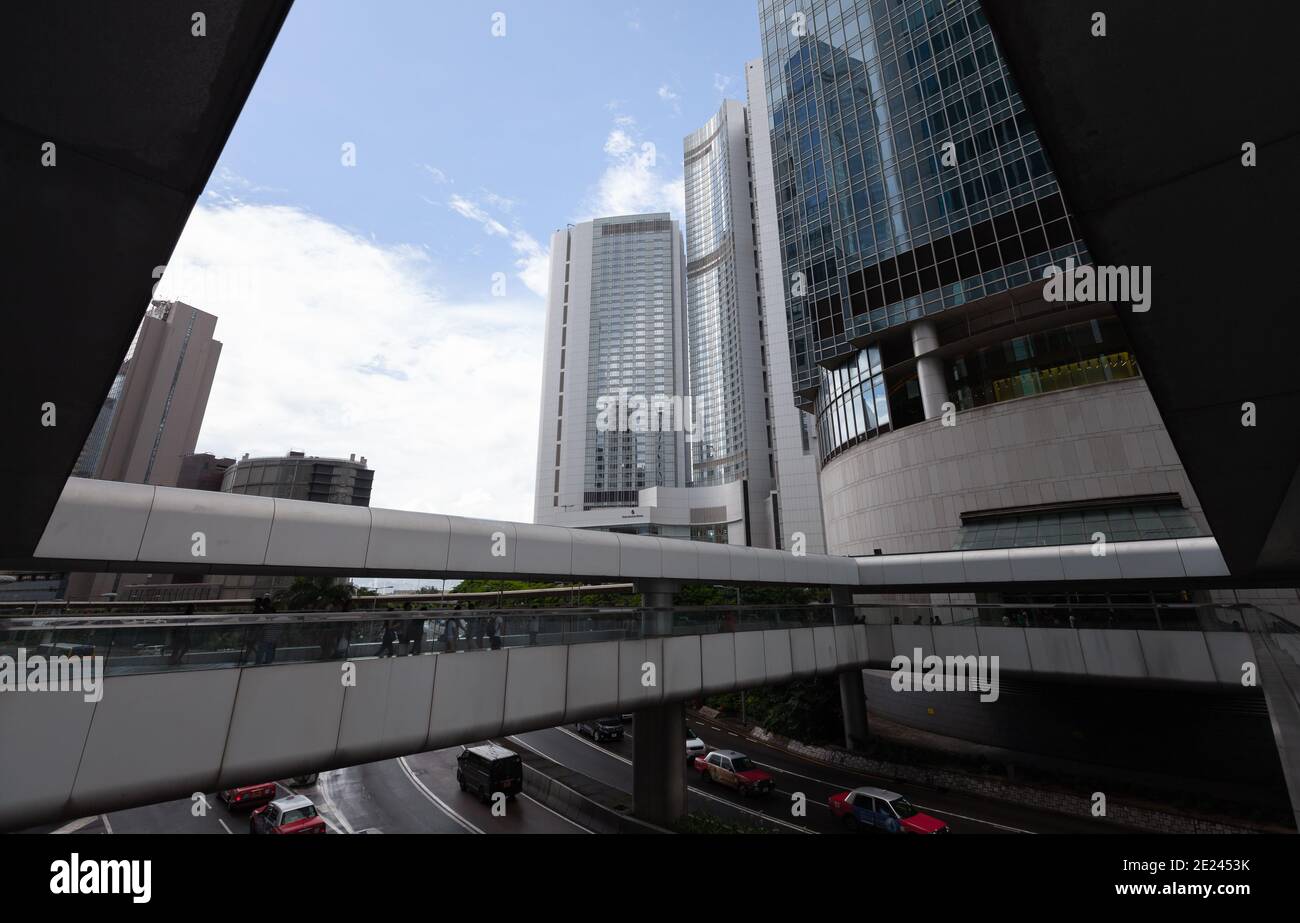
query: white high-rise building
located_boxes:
[532,91,828,550]
[683,90,827,552]
[533,214,697,535]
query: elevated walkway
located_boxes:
[3,601,1289,829]
[0,607,867,829]
[13,478,1232,592]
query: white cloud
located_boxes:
[449,193,510,237]
[420,163,451,184]
[656,83,681,115]
[210,166,285,198]
[579,119,685,223]
[155,200,544,522]
[603,128,636,156]
[358,354,409,381]
[713,73,734,97]
[510,232,550,299]
[482,190,516,213]
[447,193,549,298]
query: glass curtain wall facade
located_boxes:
[532,215,690,529]
[683,102,754,489]
[585,215,685,507]
[753,0,1204,560]
[756,0,1091,406]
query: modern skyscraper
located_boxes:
[72,367,126,478]
[684,97,826,552]
[754,0,1208,556]
[84,300,222,488]
[534,214,695,535]
[66,299,223,600]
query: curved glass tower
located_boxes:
[681,98,828,551]
[683,102,757,490]
[756,0,1204,556]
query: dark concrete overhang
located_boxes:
[0,1,294,559]
[983,1,1300,581]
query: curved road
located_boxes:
[34,746,589,836]
[513,716,1127,834]
[31,720,1128,835]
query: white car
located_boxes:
[686,726,706,762]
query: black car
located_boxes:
[576,716,625,742]
[456,744,523,802]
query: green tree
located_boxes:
[276,576,356,611]
[706,677,844,744]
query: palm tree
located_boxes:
[277,576,356,611]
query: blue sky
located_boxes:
[162,2,765,546]
[208,1,763,303]
[153,2,767,591]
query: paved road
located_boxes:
[511,726,815,832]
[32,746,589,836]
[34,782,328,836]
[515,716,1127,834]
[320,747,588,835]
[28,719,1128,836]
[685,714,1129,834]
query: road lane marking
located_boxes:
[521,793,593,833]
[913,806,1034,834]
[99,814,113,835]
[508,733,558,762]
[312,774,352,835]
[550,727,814,834]
[218,819,233,835]
[510,734,647,833]
[396,756,483,834]
[51,816,98,834]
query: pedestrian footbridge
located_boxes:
[0,606,871,830]
[2,601,1292,830]
[20,477,1232,592]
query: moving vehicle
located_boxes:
[249,794,327,834]
[685,726,705,762]
[456,744,523,802]
[576,716,625,742]
[692,749,774,796]
[219,782,277,810]
[828,786,949,834]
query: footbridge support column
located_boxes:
[637,579,679,638]
[833,588,870,750]
[631,578,687,826]
[632,700,687,827]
